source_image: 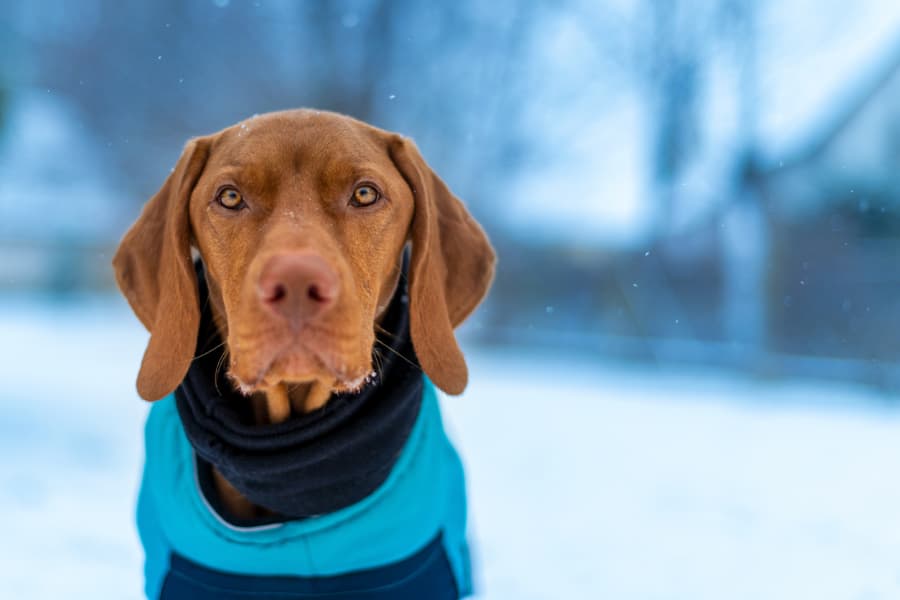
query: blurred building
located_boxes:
[758,40,900,373]
[487,33,900,389]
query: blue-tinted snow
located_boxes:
[1,297,899,599]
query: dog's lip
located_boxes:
[229,354,280,395]
[229,335,370,394]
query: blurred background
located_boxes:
[2,0,900,598]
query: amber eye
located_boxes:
[216,187,245,210]
[351,184,381,207]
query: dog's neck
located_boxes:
[253,380,333,425]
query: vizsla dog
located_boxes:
[114,110,494,599]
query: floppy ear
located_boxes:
[113,137,211,401]
[389,136,496,395]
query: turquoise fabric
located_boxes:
[136,380,471,600]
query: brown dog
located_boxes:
[114,110,494,521]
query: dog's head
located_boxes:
[113,110,494,402]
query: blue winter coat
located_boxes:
[136,380,473,599]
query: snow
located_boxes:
[451,352,900,599]
[2,296,900,599]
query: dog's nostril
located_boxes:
[260,283,287,304]
[269,284,287,303]
[307,284,326,303]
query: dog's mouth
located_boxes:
[227,336,373,396]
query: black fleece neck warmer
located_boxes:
[174,258,423,522]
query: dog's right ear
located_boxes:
[113,137,211,401]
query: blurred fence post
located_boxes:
[721,156,769,365]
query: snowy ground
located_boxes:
[1,295,900,599]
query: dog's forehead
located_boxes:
[210,110,388,170]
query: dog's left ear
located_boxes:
[389,136,496,395]
[113,137,211,401]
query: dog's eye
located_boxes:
[216,187,245,210]
[350,184,380,207]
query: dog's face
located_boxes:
[190,113,413,394]
[114,110,494,402]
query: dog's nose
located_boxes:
[257,253,338,327]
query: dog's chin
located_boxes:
[228,344,373,396]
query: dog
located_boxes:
[113,109,495,599]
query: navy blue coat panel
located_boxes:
[160,534,458,600]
